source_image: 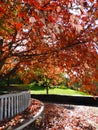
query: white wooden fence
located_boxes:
[0,91,31,121]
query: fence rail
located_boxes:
[0,91,31,121]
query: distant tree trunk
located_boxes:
[46,86,49,95]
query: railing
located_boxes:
[0,91,31,121]
[14,100,44,130]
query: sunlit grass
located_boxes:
[1,84,89,96]
[30,85,89,96]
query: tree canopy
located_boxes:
[0,0,98,95]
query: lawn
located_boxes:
[0,84,89,96]
[30,85,89,96]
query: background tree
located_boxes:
[16,60,64,94]
[0,0,98,95]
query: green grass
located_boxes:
[30,85,89,96]
[1,84,89,96]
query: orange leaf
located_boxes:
[15,22,23,30]
[28,0,41,9]
[0,7,5,17]
[18,11,26,17]
[48,15,56,22]
[82,16,87,21]
[89,0,94,2]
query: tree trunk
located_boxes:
[46,86,49,95]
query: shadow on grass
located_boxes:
[29,84,45,91]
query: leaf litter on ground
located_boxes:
[0,100,98,130]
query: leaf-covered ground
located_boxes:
[0,100,98,130]
[25,102,98,130]
[40,103,98,130]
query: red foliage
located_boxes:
[0,0,98,95]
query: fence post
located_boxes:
[0,91,30,121]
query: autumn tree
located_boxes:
[0,0,98,95]
[16,58,64,94]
